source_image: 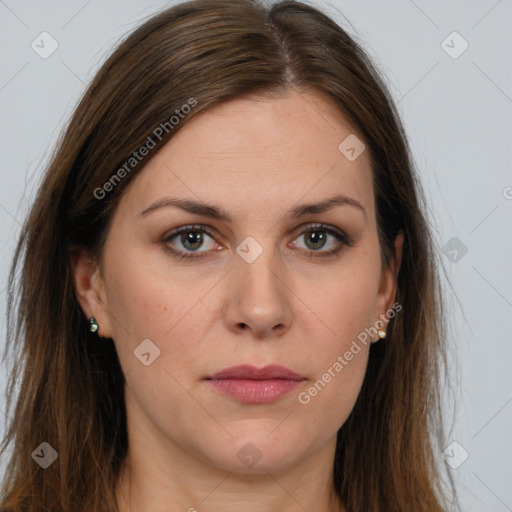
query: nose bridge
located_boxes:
[224,234,292,335]
[236,235,283,301]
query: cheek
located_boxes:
[295,296,372,438]
[292,258,379,421]
[102,259,216,436]
[298,257,380,358]
[103,249,227,382]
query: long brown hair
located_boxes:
[1,0,458,510]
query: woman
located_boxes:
[0,0,458,510]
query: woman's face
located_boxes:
[76,90,400,474]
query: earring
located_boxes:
[377,329,387,339]
[89,317,99,333]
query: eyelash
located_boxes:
[162,223,354,261]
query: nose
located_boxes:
[221,241,293,340]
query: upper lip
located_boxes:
[205,364,304,381]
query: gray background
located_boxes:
[0,0,511,510]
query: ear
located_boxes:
[70,245,113,338]
[374,231,404,329]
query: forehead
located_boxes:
[119,90,375,223]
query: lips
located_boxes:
[204,364,305,404]
[207,364,304,381]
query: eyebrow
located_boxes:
[139,194,367,221]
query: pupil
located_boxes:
[182,231,203,251]
[306,231,326,250]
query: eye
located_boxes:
[162,224,220,260]
[162,223,353,261]
[289,223,354,258]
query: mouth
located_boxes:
[204,364,305,404]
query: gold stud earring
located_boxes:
[377,329,387,339]
[89,317,99,333]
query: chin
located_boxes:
[197,431,309,475]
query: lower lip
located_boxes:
[206,378,303,404]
